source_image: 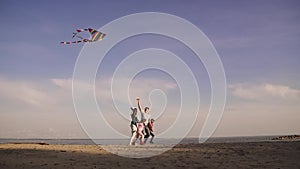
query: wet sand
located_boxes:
[0,141,299,169]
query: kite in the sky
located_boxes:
[61,28,106,45]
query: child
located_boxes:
[134,119,146,145]
[147,119,155,144]
[137,122,145,145]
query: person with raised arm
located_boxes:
[137,98,151,143]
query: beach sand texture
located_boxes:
[0,141,300,169]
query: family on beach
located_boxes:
[129,98,155,145]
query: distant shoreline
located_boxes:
[1,135,299,145]
[271,134,300,141]
[0,135,300,145]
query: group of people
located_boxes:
[129,98,155,145]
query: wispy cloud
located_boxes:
[0,77,50,107]
[228,83,300,101]
[213,82,300,137]
[0,76,178,138]
[52,77,178,103]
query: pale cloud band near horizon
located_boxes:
[0,76,299,138]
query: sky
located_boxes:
[0,0,299,139]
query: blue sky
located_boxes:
[1,1,299,82]
[0,0,299,138]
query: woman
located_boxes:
[129,107,139,145]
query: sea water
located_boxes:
[0,136,277,145]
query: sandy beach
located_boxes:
[0,141,299,169]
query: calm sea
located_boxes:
[0,136,277,145]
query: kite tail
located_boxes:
[71,28,89,38]
[75,28,89,33]
[60,39,90,45]
[72,32,77,38]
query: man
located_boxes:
[137,98,151,143]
